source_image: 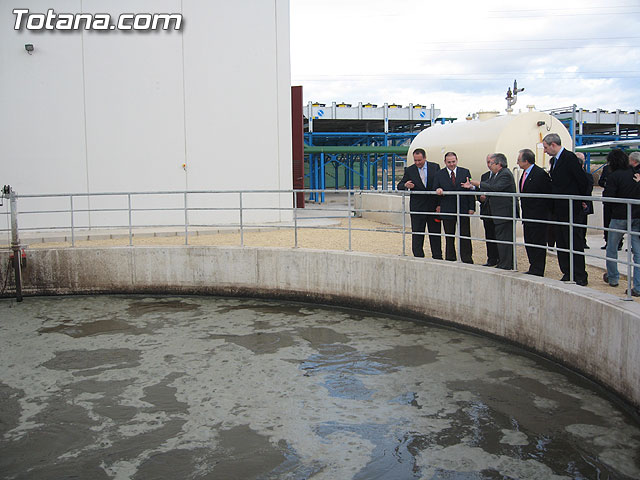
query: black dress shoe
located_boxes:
[525,270,544,277]
[482,262,498,267]
[601,244,607,250]
[576,278,588,286]
[561,274,570,281]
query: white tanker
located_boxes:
[408,108,573,181]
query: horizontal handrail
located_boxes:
[2,188,639,300]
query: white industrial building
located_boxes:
[0,0,292,230]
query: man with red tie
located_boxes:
[543,133,590,285]
[517,148,552,276]
[433,152,474,263]
[397,148,442,259]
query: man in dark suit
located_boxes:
[433,152,474,263]
[397,148,442,259]
[463,153,518,270]
[576,152,594,249]
[543,133,590,286]
[477,155,500,267]
[517,148,552,276]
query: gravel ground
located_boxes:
[23,217,636,301]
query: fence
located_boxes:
[2,187,640,301]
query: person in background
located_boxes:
[397,148,442,259]
[543,133,590,286]
[602,149,640,296]
[599,162,623,251]
[629,151,640,174]
[516,148,552,276]
[576,152,594,249]
[433,152,475,263]
[462,153,518,270]
[477,155,500,267]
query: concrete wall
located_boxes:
[1,246,638,412]
[0,0,292,229]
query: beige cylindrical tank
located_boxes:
[409,111,572,180]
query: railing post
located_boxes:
[456,193,461,263]
[569,198,574,282]
[293,189,298,248]
[239,192,244,247]
[348,190,352,252]
[401,192,406,256]
[70,195,75,247]
[512,194,517,270]
[128,194,133,246]
[184,192,189,246]
[9,188,22,302]
[626,202,633,300]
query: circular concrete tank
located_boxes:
[409,111,572,180]
[1,295,639,479]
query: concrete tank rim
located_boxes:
[2,246,639,416]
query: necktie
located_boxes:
[520,171,528,190]
[450,170,456,185]
[550,156,557,170]
[419,167,426,185]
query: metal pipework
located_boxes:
[4,186,23,302]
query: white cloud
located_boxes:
[290,0,640,120]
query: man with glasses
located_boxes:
[462,153,517,270]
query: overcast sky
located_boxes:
[290,0,640,120]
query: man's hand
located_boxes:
[436,188,444,195]
[468,210,474,215]
[634,173,640,183]
[479,195,487,202]
[461,179,473,189]
[404,180,415,189]
[436,206,441,213]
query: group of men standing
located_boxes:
[397,133,591,285]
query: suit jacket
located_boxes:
[433,166,475,214]
[478,167,519,224]
[397,162,440,213]
[477,171,493,216]
[603,167,640,219]
[584,172,594,215]
[519,164,552,220]
[549,148,590,217]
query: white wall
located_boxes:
[0,0,292,231]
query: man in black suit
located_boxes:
[397,148,442,259]
[517,148,552,276]
[576,152,594,249]
[477,155,500,267]
[543,133,590,285]
[433,152,474,263]
[463,153,518,270]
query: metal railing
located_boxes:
[2,188,640,301]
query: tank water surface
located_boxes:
[1,296,638,479]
